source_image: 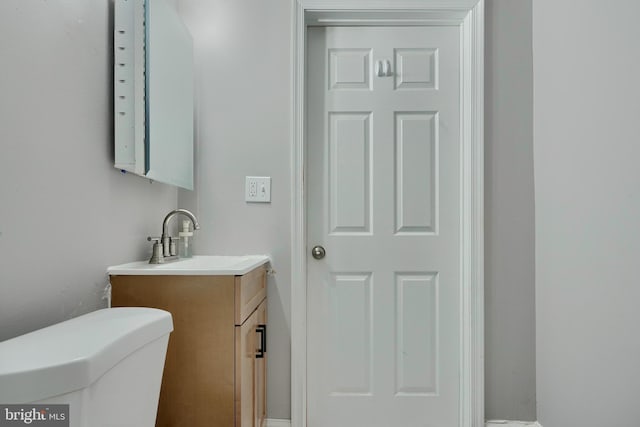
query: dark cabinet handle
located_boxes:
[256,324,267,358]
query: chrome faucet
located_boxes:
[148,209,200,264]
[162,209,200,256]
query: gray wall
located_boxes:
[178,0,536,421]
[533,1,640,426]
[485,0,536,421]
[0,0,177,342]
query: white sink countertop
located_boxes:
[107,255,270,276]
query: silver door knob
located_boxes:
[311,245,326,260]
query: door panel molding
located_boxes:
[291,2,484,426]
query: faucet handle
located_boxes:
[147,237,164,264]
[169,237,178,256]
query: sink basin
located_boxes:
[107,255,270,276]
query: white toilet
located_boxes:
[0,307,173,427]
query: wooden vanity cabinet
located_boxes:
[110,266,267,427]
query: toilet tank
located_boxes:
[0,308,173,427]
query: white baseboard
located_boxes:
[267,419,541,427]
[486,421,542,427]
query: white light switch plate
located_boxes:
[245,176,271,203]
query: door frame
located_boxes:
[290,1,484,426]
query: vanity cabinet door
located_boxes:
[235,299,267,427]
[236,307,258,427]
[255,301,267,427]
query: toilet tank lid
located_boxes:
[0,307,173,403]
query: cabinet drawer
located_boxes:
[235,266,266,325]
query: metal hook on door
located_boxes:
[375,60,385,77]
[384,59,393,77]
[375,60,393,77]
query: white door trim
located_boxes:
[290,1,484,426]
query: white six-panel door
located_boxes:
[307,26,461,427]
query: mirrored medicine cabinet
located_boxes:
[114,0,194,190]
